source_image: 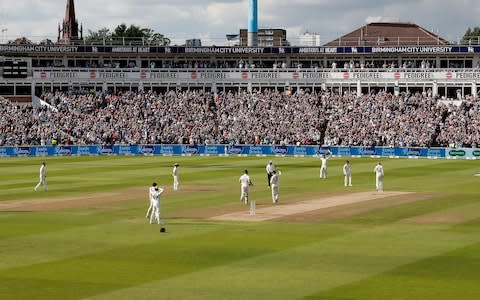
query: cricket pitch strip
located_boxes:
[210,191,414,222]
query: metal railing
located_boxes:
[3,35,480,47]
[31,67,480,73]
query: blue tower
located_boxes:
[248,0,258,46]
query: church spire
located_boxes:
[58,0,82,44]
[65,0,76,23]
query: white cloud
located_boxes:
[365,16,401,24]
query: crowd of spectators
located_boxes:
[323,91,446,147]
[35,59,474,70]
[436,96,480,148]
[0,97,57,146]
[1,90,479,148]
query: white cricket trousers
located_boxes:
[146,199,153,218]
[376,175,383,192]
[150,200,161,224]
[271,184,279,203]
[173,175,179,191]
[35,176,47,191]
[240,185,249,204]
[344,174,352,187]
[320,167,327,179]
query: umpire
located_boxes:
[266,160,276,187]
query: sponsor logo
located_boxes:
[428,149,443,157]
[473,150,480,157]
[16,147,31,156]
[337,147,351,156]
[248,146,263,155]
[317,147,332,155]
[0,148,8,157]
[272,146,288,155]
[35,147,49,157]
[359,147,375,155]
[56,146,72,156]
[204,146,220,155]
[380,147,395,156]
[449,149,466,157]
[183,145,199,155]
[77,146,92,156]
[118,146,134,155]
[160,145,174,155]
[294,147,307,156]
[139,145,155,155]
[99,146,114,155]
[407,148,421,156]
[228,145,244,155]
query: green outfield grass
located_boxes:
[0,155,480,299]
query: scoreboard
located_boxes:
[2,60,28,78]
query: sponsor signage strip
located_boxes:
[0,145,477,159]
[2,45,480,54]
[32,71,480,81]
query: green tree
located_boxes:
[147,33,171,46]
[84,27,112,45]
[112,24,171,45]
[462,27,480,44]
[84,24,170,46]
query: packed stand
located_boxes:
[1,91,480,148]
[323,92,446,147]
[436,96,480,148]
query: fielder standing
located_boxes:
[34,162,48,192]
[374,162,384,192]
[270,170,282,203]
[266,160,276,187]
[319,152,331,179]
[343,160,352,187]
[239,169,253,205]
[146,182,158,219]
[172,163,180,191]
[150,185,165,225]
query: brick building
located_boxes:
[324,22,449,46]
[239,29,288,47]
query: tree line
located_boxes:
[84,23,170,46]
[462,27,480,44]
[5,25,480,46]
[7,23,170,46]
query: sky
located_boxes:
[0,0,478,45]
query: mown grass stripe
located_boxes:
[84,223,480,300]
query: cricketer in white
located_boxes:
[270,170,282,203]
[146,182,158,219]
[34,162,48,192]
[150,185,165,224]
[239,169,253,205]
[319,152,331,179]
[343,160,352,187]
[172,163,179,191]
[374,162,384,192]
